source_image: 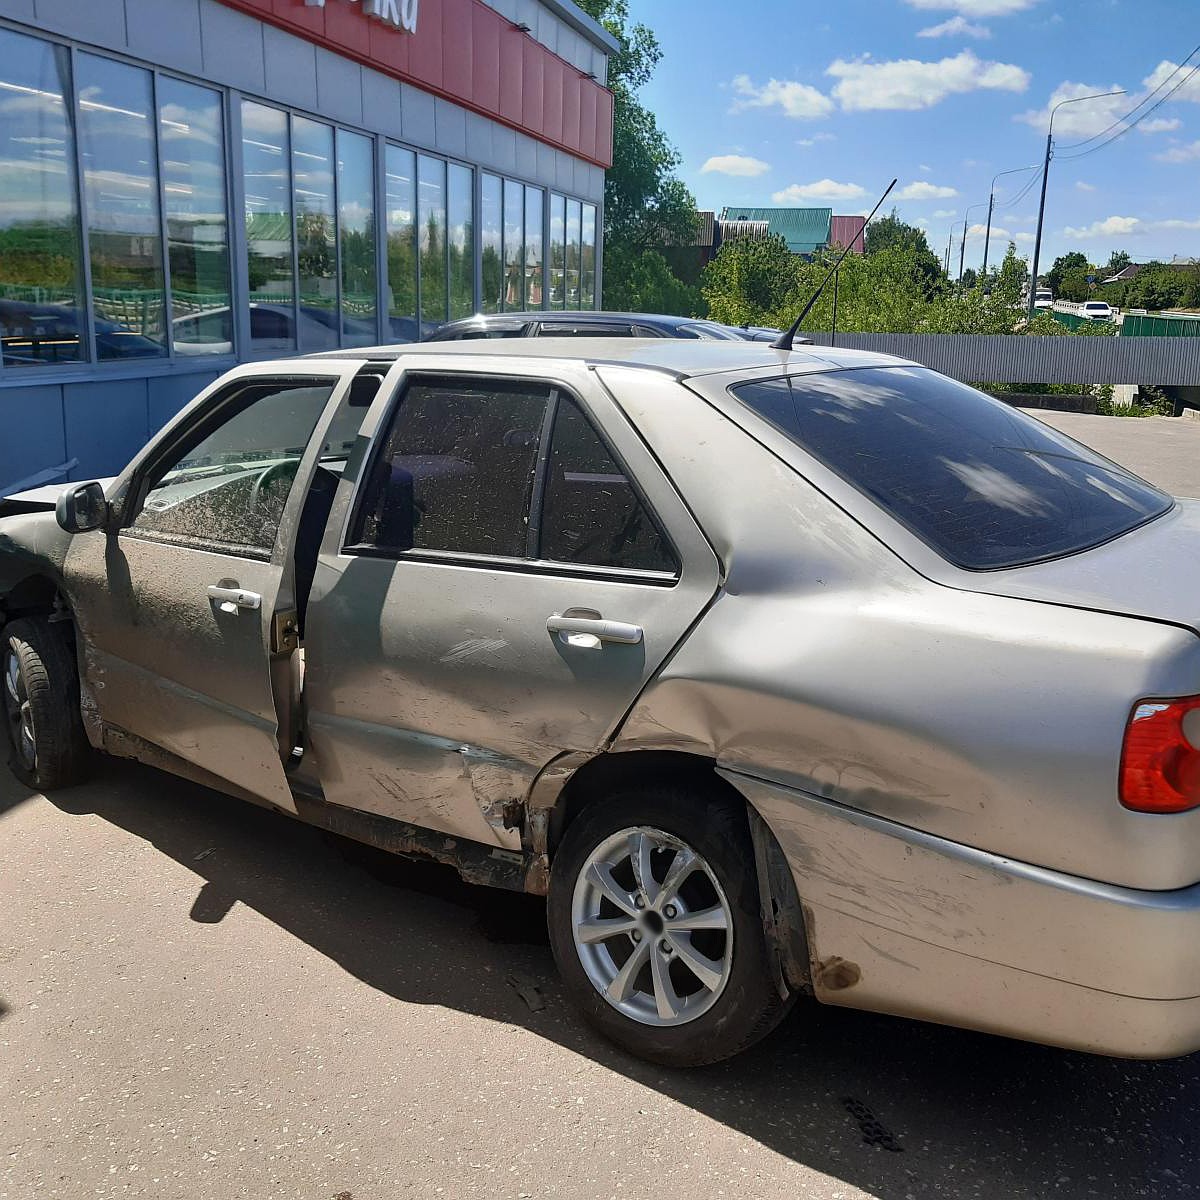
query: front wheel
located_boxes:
[547,785,794,1066]
[2,616,91,791]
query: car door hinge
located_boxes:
[271,610,300,654]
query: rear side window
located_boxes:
[350,378,550,558]
[540,398,676,573]
[730,367,1171,570]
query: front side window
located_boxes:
[540,398,676,573]
[129,378,336,557]
[730,367,1172,570]
[350,378,550,558]
[77,54,166,360]
[0,29,87,367]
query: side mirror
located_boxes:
[56,481,110,534]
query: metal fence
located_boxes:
[1121,312,1200,338]
[803,332,1200,386]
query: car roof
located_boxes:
[430,311,723,328]
[302,337,915,379]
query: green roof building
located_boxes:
[719,206,834,256]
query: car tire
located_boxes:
[2,616,91,791]
[547,784,794,1067]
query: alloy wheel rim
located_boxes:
[571,825,734,1027]
[3,646,36,772]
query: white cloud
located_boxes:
[1063,215,1140,239]
[1013,231,1035,243]
[796,133,836,147]
[771,179,868,202]
[1075,181,1096,192]
[700,154,771,177]
[1156,140,1200,163]
[917,16,992,37]
[966,222,1010,241]
[906,0,1036,14]
[1139,117,1181,134]
[1141,60,1200,105]
[933,208,957,218]
[827,51,1030,112]
[1016,80,1128,137]
[896,180,959,200]
[1154,217,1200,231]
[919,163,932,172]
[731,74,834,120]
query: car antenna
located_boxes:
[771,178,897,351]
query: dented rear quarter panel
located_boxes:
[598,365,1200,893]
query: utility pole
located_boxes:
[944,228,953,277]
[1027,89,1125,323]
[983,163,1037,282]
[958,202,988,288]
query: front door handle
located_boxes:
[207,584,262,614]
[547,612,643,648]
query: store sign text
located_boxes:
[304,0,419,35]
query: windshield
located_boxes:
[729,366,1172,570]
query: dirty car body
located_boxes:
[4,339,1200,1063]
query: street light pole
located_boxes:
[958,202,988,287]
[983,163,1037,281]
[1026,89,1125,323]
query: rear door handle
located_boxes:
[547,612,643,648]
[207,584,262,614]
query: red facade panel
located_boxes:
[829,215,866,254]
[215,0,613,168]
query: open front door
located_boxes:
[65,363,364,812]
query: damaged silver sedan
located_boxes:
[4,339,1200,1066]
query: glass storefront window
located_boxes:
[158,78,231,357]
[502,178,523,311]
[384,144,417,343]
[581,204,597,311]
[418,154,446,328]
[480,173,502,315]
[524,186,543,310]
[565,198,582,312]
[77,53,166,360]
[548,193,565,310]
[0,30,86,368]
[242,101,294,351]
[292,116,336,352]
[338,129,376,346]
[447,163,474,321]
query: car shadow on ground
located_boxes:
[28,759,1200,1200]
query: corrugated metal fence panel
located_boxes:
[1122,313,1200,338]
[803,333,1200,386]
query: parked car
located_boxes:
[1,300,164,365]
[4,340,1200,1067]
[422,310,784,342]
[1034,288,1055,310]
[1082,300,1114,321]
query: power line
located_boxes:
[1058,55,1200,160]
[994,165,1044,211]
[1057,44,1200,151]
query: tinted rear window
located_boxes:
[730,367,1171,570]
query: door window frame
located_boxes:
[342,371,681,585]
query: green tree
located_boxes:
[575,0,699,309]
[1045,251,1087,296]
[864,209,944,296]
[1105,249,1132,276]
[700,234,801,326]
[603,243,702,315]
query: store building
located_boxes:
[0,0,615,490]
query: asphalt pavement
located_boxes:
[4,412,1200,1200]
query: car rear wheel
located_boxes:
[547,785,794,1066]
[2,617,91,791]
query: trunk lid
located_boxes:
[967,497,1200,636]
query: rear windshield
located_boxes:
[729,366,1171,570]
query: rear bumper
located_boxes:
[724,769,1200,1058]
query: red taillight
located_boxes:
[1120,695,1200,813]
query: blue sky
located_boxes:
[630,0,1199,270]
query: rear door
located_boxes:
[303,359,720,849]
[65,363,362,811]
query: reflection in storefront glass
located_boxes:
[502,179,523,311]
[418,154,446,327]
[339,129,376,346]
[581,204,597,311]
[0,29,87,367]
[448,163,474,321]
[292,116,337,352]
[524,186,543,310]
[566,198,582,312]
[480,173,502,315]
[242,101,295,351]
[548,193,566,310]
[77,53,166,359]
[385,145,417,342]
[159,78,232,357]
